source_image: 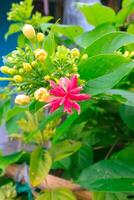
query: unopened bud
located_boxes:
[22,24,36,39]
[23,62,32,72]
[130,51,134,57]
[1,66,10,74]
[34,49,48,62]
[44,75,50,81]
[31,61,37,67]
[82,53,88,60]
[37,32,44,42]
[8,68,16,75]
[15,94,30,105]
[34,87,49,102]
[71,48,80,58]
[19,69,24,74]
[123,51,129,57]
[13,75,23,82]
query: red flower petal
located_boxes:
[49,98,62,113]
[71,101,81,114]
[69,93,90,101]
[50,86,66,97]
[69,75,78,90]
[70,86,83,94]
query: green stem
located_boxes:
[0,77,13,81]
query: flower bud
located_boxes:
[71,48,80,58]
[1,66,10,74]
[44,75,50,81]
[22,24,36,39]
[8,68,16,75]
[34,49,48,62]
[23,62,32,72]
[13,75,23,82]
[37,32,44,42]
[7,57,14,62]
[130,51,134,57]
[19,69,24,74]
[34,87,49,102]
[15,94,30,105]
[73,66,78,72]
[123,51,129,57]
[82,53,88,60]
[31,61,37,67]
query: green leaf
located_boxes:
[52,24,83,40]
[49,140,81,162]
[5,23,21,39]
[75,23,116,48]
[93,192,131,200]
[0,152,24,170]
[122,0,134,7]
[112,144,134,163]
[6,106,26,122]
[79,54,133,81]
[36,188,76,200]
[78,54,133,95]
[120,105,134,131]
[44,32,56,56]
[84,32,134,57]
[29,147,52,187]
[77,2,116,26]
[17,33,29,48]
[116,3,134,26]
[106,89,134,107]
[53,101,91,142]
[78,159,134,192]
[72,145,93,170]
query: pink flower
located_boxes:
[45,75,90,114]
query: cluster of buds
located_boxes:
[116,50,134,58]
[34,49,48,62]
[15,94,30,106]
[0,183,17,200]
[51,45,88,79]
[42,119,61,141]
[22,24,45,43]
[0,24,89,108]
[34,87,49,102]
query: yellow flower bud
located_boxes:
[1,66,10,74]
[7,57,14,62]
[71,48,80,58]
[34,49,48,62]
[34,87,49,102]
[23,62,32,72]
[13,75,23,82]
[130,51,134,57]
[123,51,129,57]
[22,24,36,39]
[44,75,50,81]
[8,68,16,75]
[37,32,44,42]
[82,53,88,60]
[15,94,30,105]
[19,69,24,74]
[31,61,37,67]
[73,66,78,72]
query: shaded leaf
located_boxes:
[36,188,76,200]
[78,159,134,192]
[49,140,81,162]
[30,147,52,187]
